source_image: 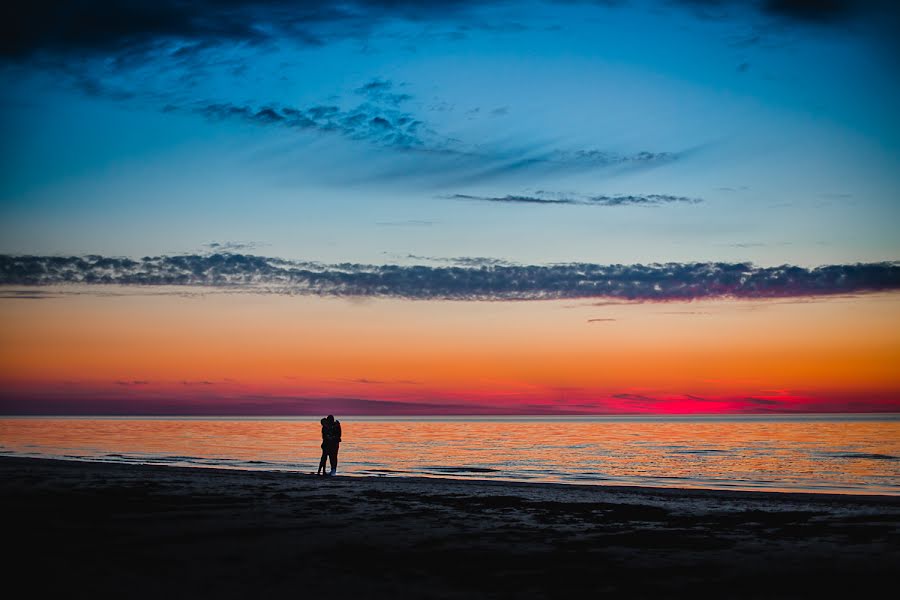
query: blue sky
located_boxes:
[1,0,898,268]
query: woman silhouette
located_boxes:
[316,417,329,475]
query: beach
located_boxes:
[2,456,898,598]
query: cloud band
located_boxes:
[2,254,899,301]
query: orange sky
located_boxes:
[1,286,898,414]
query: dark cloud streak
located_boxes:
[4,0,893,64]
[169,97,427,149]
[449,192,701,206]
[2,254,898,302]
[1,1,487,60]
[671,0,891,25]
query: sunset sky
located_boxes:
[1,1,898,414]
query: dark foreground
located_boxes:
[2,457,898,599]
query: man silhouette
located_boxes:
[324,414,342,475]
[316,417,329,475]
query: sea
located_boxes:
[1,415,898,495]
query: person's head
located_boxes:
[326,415,334,424]
[320,417,327,426]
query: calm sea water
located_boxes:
[1,415,898,495]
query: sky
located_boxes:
[1,0,899,414]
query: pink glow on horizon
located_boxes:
[1,290,898,415]
[0,378,896,415]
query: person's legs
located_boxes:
[317,448,328,474]
[328,443,339,474]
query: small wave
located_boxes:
[103,454,189,463]
[104,453,241,466]
[827,452,897,461]
[360,468,408,474]
[672,449,729,455]
[423,466,500,473]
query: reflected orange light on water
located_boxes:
[1,417,898,495]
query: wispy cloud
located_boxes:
[375,220,435,227]
[344,378,422,385]
[165,96,427,150]
[354,78,412,106]
[0,389,547,416]
[612,393,656,404]
[163,95,684,175]
[0,289,60,300]
[448,191,701,207]
[404,255,518,267]
[2,253,898,301]
[202,241,268,253]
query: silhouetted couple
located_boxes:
[317,415,342,476]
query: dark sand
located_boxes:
[2,457,898,599]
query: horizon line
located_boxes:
[3,412,898,419]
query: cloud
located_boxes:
[4,385,895,415]
[758,0,857,24]
[0,289,60,299]
[2,1,291,60]
[612,393,657,403]
[451,194,569,205]
[2,253,898,301]
[671,0,891,25]
[448,191,702,206]
[0,1,490,61]
[354,78,412,106]
[741,396,781,406]
[4,4,691,182]
[166,98,428,150]
[5,1,891,63]
[404,255,518,267]
[375,220,435,227]
[202,240,268,253]
[163,95,683,175]
[345,378,422,385]
[0,388,545,416]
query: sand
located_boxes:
[2,456,898,599]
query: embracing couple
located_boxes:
[316,414,342,476]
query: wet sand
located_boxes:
[2,456,898,599]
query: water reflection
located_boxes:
[0,417,897,495]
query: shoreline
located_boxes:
[3,456,899,598]
[4,455,900,504]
